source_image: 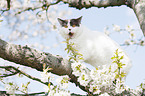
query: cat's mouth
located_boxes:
[68,32,74,38]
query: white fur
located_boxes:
[59,25,132,74]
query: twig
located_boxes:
[15,91,46,96]
[0,72,18,77]
[0,66,51,86]
[15,0,61,15]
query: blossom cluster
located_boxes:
[46,84,70,96]
[105,24,145,46]
[1,0,71,51]
[71,61,126,95]
[5,82,18,95]
[40,66,70,96]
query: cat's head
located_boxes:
[58,16,83,39]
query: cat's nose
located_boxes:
[68,32,74,38]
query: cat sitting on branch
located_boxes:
[57,16,132,74]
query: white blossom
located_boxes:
[0,0,6,8]
[48,85,56,96]
[32,31,38,37]
[93,89,101,95]
[47,84,70,96]
[135,86,142,93]
[23,35,28,40]
[5,82,18,95]
[104,26,110,35]
[129,32,136,39]
[126,25,133,32]
[124,39,130,45]
[78,72,90,86]
[113,24,120,32]
[53,90,70,96]
[115,79,125,94]
[99,92,110,96]
[141,80,145,89]
[11,0,21,9]
[43,85,49,92]
[40,71,53,82]
[56,75,69,89]
[71,61,121,95]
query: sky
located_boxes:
[0,2,145,95]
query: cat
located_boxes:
[57,16,132,74]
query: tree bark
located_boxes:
[0,39,71,75]
[131,0,145,36]
[60,0,145,35]
[0,39,88,92]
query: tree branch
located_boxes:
[130,0,145,36]
[0,91,85,96]
[60,0,126,9]
[6,0,11,10]
[60,0,145,35]
[0,65,50,86]
[0,70,18,78]
[0,90,46,96]
[0,39,89,93]
[15,0,61,15]
[0,39,71,75]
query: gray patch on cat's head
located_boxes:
[57,16,82,27]
[57,18,68,27]
[70,16,82,27]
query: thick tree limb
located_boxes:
[130,0,145,36]
[61,0,126,9]
[0,39,71,75]
[60,0,145,35]
[0,39,88,93]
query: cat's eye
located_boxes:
[64,25,68,28]
[72,25,76,27]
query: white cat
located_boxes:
[58,16,132,74]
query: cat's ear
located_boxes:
[76,16,82,24]
[57,18,64,26]
[58,18,68,27]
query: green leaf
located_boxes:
[111,56,116,59]
[121,72,126,77]
[79,57,84,60]
[9,82,13,85]
[115,74,119,79]
[0,20,3,22]
[120,56,124,59]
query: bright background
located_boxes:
[0,2,145,95]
